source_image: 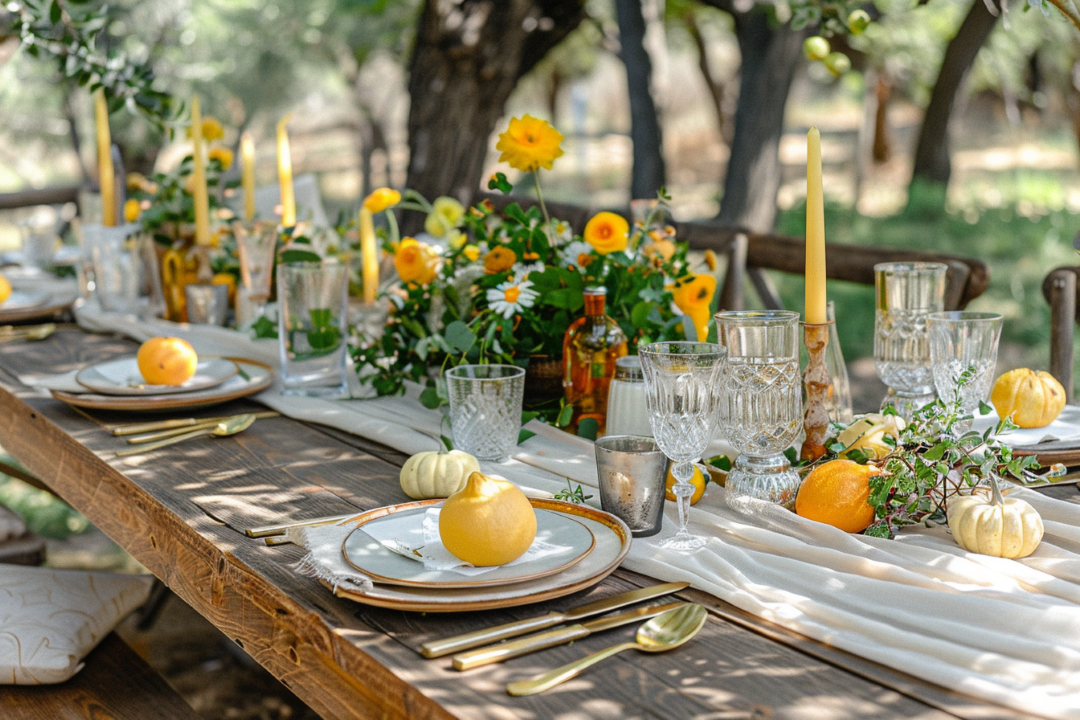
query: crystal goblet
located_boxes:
[874,262,948,418]
[639,341,727,552]
[715,311,802,508]
[928,311,1003,432]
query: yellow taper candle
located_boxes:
[241,132,256,221]
[276,115,296,227]
[190,96,212,246]
[805,126,827,325]
[359,207,379,305]
[94,90,116,227]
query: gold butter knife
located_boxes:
[420,581,690,658]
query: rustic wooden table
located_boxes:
[0,327,1068,720]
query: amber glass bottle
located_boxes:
[562,287,628,434]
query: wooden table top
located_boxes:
[0,327,1068,720]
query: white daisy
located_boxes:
[560,240,593,269]
[512,261,545,282]
[486,280,539,319]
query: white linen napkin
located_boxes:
[18,370,87,395]
[973,405,1080,445]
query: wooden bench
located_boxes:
[0,633,199,720]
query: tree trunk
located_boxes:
[614,0,665,199]
[715,6,805,232]
[910,0,998,188]
[684,8,732,145]
[873,73,892,163]
[404,0,586,210]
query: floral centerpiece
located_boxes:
[352,115,718,400]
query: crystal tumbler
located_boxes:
[277,261,349,398]
[715,310,802,508]
[874,262,948,418]
[446,364,526,462]
[640,341,726,551]
[928,311,1003,430]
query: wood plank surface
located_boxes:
[0,328,1038,720]
[0,633,199,720]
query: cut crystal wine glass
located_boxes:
[639,341,727,552]
[928,311,1003,432]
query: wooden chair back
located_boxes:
[1042,266,1078,403]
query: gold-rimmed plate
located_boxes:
[75,357,239,396]
[51,357,272,412]
[325,498,631,612]
[342,507,595,589]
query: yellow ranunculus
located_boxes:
[123,198,142,223]
[364,187,402,214]
[208,147,234,171]
[424,196,465,238]
[672,274,717,342]
[483,246,517,275]
[447,229,467,250]
[495,115,564,173]
[394,238,439,285]
[463,245,480,262]
[583,212,629,255]
[187,116,225,142]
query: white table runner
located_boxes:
[43,301,1080,718]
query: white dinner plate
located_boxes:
[972,405,1080,446]
[75,357,239,396]
[342,507,595,589]
[0,289,49,312]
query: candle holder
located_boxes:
[801,320,833,462]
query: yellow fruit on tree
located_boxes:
[439,472,537,566]
[990,368,1065,429]
[0,274,10,306]
[137,337,199,386]
[665,465,707,505]
[795,459,881,533]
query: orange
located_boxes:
[0,274,10,305]
[665,464,707,505]
[795,459,881,533]
[137,337,198,386]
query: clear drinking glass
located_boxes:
[445,364,526,462]
[928,311,1003,430]
[84,223,143,315]
[185,283,229,325]
[233,220,278,320]
[715,311,802,508]
[639,341,727,552]
[277,261,349,397]
[824,301,853,424]
[18,211,59,271]
[874,262,948,418]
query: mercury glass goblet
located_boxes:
[639,341,727,552]
[928,311,1003,432]
[874,262,948,419]
[715,311,802,508]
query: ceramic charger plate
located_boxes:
[342,507,596,589]
[328,498,632,612]
[51,357,272,412]
[0,285,77,324]
[75,357,239,396]
[0,289,49,312]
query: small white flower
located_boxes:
[512,261,545,282]
[486,280,539,319]
[560,240,593,269]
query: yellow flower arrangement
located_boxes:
[364,187,402,214]
[123,198,141,223]
[425,196,465,238]
[463,245,480,262]
[394,238,439,285]
[495,115,564,173]
[484,246,517,274]
[583,212,629,254]
[187,116,225,142]
[672,274,717,342]
[208,147,234,171]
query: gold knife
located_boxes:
[110,411,279,436]
[420,581,690,658]
[451,601,686,670]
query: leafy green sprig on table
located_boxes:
[553,479,593,505]
[834,368,1041,538]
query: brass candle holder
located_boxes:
[800,321,833,461]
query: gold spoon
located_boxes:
[0,323,56,343]
[115,414,256,456]
[506,603,708,697]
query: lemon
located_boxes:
[665,464,707,505]
[137,337,199,386]
[439,472,537,566]
[0,274,10,306]
[796,459,881,533]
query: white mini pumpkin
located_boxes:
[399,450,480,500]
[947,479,1043,559]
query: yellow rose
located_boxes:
[671,274,717,342]
[394,238,439,285]
[463,245,480,262]
[424,196,466,238]
[123,198,142,224]
[583,212,629,255]
[208,147,234,171]
[364,187,401,214]
[483,246,517,275]
[495,115,564,173]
